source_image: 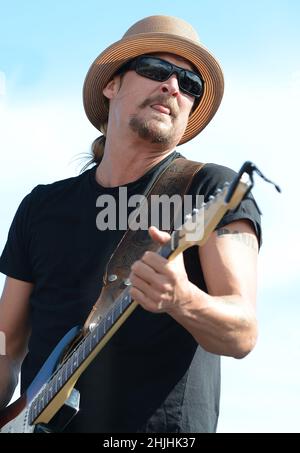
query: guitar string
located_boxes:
[30,229,183,420]
[30,226,187,419]
[29,287,132,418]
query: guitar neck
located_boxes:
[29,231,180,425]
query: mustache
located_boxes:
[139,95,179,117]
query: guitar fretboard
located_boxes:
[28,287,133,425]
[28,236,176,426]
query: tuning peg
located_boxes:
[185,213,192,221]
[192,208,199,214]
[208,195,215,201]
[214,188,222,195]
[223,181,230,187]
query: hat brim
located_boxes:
[83,33,224,145]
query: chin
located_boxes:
[130,116,175,145]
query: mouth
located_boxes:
[150,104,171,116]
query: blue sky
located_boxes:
[0,1,299,432]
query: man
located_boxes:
[0,15,261,432]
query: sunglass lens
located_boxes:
[180,71,203,97]
[137,57,171,81]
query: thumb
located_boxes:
[148,225,171,245]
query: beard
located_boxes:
[129,94,179,146]
[129,115,176,145]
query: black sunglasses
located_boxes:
[119,55,204,98]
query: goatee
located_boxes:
[129,94,178,145]
[129,116,175,145]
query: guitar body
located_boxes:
[0,326,81,433]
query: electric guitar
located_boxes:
[0,162,280,433]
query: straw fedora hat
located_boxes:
[83,15,224,145]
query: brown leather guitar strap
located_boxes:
[84,157,204,331]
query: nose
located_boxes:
[159,74,180,97]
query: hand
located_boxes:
[129,226,192,314]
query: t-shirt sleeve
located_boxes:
[189,163,262,247]
[0,190,37,282]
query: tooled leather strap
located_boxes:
[84,157,204,331]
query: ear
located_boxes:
[103,77,120,100]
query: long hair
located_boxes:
[80,123,108,172]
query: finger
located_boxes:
[131,260,172,292]
[130,273,163,302]
[148,226,171,245]
[131,260,157,284]
[141,251,168,272]
[130,287,162,313]
[141,252,174,284]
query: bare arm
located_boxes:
[129,220,259,359]
[171,220,258,358]
[0,277,33,408]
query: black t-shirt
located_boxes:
[0,151,261,432]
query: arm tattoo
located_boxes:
[217,227,257,251]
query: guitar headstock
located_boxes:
[172,160,280,256]
[175,172,252,253]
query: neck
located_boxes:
[95,135,176,187]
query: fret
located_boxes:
[104,315,111,333]
[95,324,100,343]
[87,333,93,352]
[120,295,124,313]
[115,300,122,318]
[96,322,104,344]
[72,350,79,370]
[102,318,107,335]
[40,387,46,411]
[83,336,91,357]
[43,385,49,406]
[69,358,73,376]
[39,390,44,413]
[28,405,33,425]
[57,370,63,390]
[64,357,72,381]
[61,361,67,385]
[105,312,112,331]
[29,402,36,425]
[36,394,42,416]
[78,343,84,364]
[91,330,98,350]
[52,375,58,394]
[110,309,114,324]
[32,399,38,421]
[68,356,74,376]
[112,302,120,322]
[123,293,131,309]
[48,381,54,401]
